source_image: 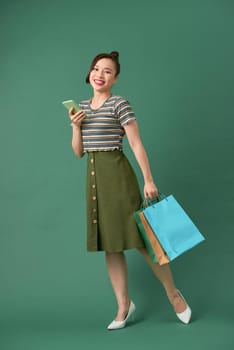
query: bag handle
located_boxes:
[142,192,166,208]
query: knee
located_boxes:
[106,251,125,257]
[105,251,125,261]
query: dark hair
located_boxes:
[85,51,120,83]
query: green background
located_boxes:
[1,0,234,349]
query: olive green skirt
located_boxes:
[86,150,145,252]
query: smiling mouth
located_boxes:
[94,79,105,85]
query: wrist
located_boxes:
[71,123,80,130]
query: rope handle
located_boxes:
[142,192,166,208]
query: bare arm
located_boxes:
[68,108,86,158]
[124,120,158,199]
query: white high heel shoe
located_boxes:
[176,290,192,324]
[107,300,136,330]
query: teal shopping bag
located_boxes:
[143,195,205,261]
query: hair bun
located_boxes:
[110,51,119,59]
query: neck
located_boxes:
[90,91,112,109]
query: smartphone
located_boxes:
[62,99,80,113]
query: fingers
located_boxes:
[144,192,158,200]
[144,186,158,199]
[69,108,84,118]
[68,107,75,117]
[69,110,85,125]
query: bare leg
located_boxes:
[105,252,131,321]
[138,247,186,313]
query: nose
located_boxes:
[96,70,104,78]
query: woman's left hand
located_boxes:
[144,180,159,199]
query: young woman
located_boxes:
[68,51,191,330]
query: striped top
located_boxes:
[79,95,136,152]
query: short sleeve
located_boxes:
[115,97,136,126]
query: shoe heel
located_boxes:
[130,312,135,322]
[128,303,136,323]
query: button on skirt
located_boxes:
[86,150,145,252]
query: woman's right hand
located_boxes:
[69,108,86,127]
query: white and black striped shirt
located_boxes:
[80,95,136,152]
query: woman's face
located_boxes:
[89,58,118,93]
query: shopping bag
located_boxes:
[134,196,169,264]
[139,212,170,265]
[143,195,205,261]
[134,208,158,263]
